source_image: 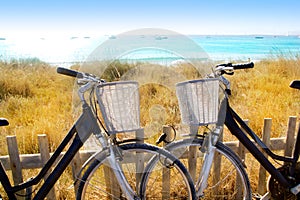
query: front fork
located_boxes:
[195,126,222,197]
[106,140,139,200]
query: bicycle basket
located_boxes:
[176,78,219,126]
[96,81,140,134]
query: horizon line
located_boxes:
[1,28,300,39]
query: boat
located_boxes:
[255,36,264,39]
[155,35,168,40]
[109,35,116,39]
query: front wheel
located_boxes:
[165,138,252,200]
[76,143,196,199]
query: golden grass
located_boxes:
[229,57,300,137]
[0,60,74,155]
[0,56,299,198]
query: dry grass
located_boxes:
[0,60,74,155]
[0,56,299,198]
[229,57,300,137]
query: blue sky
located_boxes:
[1,0,300,36]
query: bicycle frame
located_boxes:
[0,103,101,200]
[0,66,151,200]
[182,63,300,197]
[224,100,300,190]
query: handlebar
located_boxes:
[216,62,254,70]
[57,67,84,78]
[57,67,104,84]
[212,62,254,95]
[57,67,105,103]
[232,62,254,70]
[214,62,254,76]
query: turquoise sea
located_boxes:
[0,34,300,67]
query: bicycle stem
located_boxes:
[78,81,96,104]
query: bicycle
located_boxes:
[156,62,300,199]
[0,67,197,199]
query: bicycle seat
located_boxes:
[290,80,300,90]
[0,118,9,126]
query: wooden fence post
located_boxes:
[284,116,297,165]
[70,151,81,195]
[162,126,172,199]
[38,134,56,200]
[258,118,272,195]
[188,125,198,182]
[7,136,23,185]
[7,135,25,199]
[135,128,145,191]
[71,152,82,178]
[237,120,249,162]
[236,120,248,199]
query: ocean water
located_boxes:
[0,34,300,67]
[192,35,300,61]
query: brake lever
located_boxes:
[221,70,234,76]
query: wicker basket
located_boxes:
[96,81,140,134]
[176,78,219,126]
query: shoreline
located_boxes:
[1,34,299,68]
[0,53,297,69]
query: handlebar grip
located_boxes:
[232,62,254,70]
[57,67,83,78]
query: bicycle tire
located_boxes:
[76,142,196,199]
[165,138,252,200]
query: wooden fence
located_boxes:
[0,116,298,199]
